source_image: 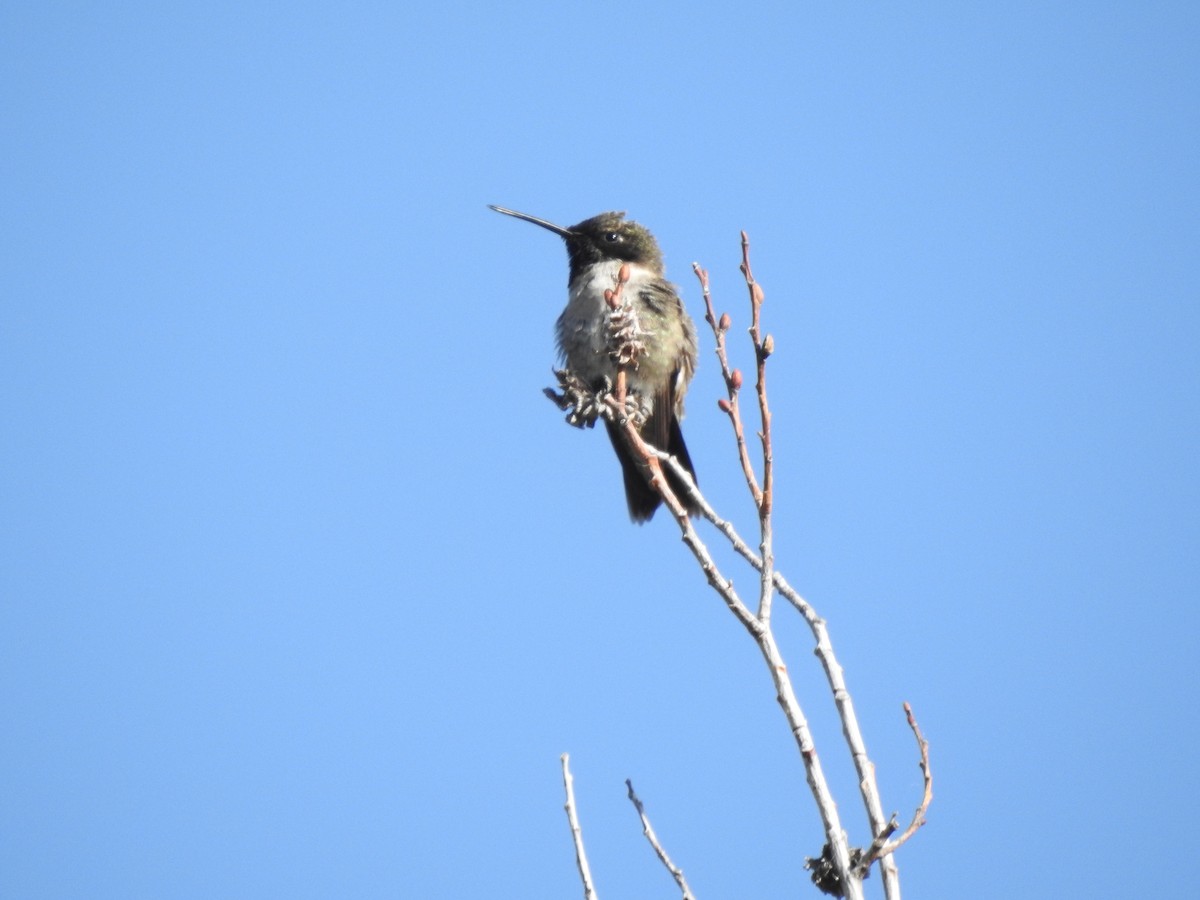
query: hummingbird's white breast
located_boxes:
[555,258,692,419]
[558,259,658,361]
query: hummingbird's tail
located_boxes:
[605,417,700,523]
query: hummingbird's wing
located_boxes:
[643,279,700,514]
[632,360,698,519]
[649,383,674,458]
[605,275,701,522]
[605,419,662,523]
[657,375,698,486]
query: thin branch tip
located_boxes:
[625,779,696,899]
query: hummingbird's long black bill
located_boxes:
[488,205,574,238]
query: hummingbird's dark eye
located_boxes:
[604,231,620,243]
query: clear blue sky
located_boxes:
[3,2,1197,897]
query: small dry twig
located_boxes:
[737,232,776,624]
[625,779,696,900]
[856,703,932,876]
[561,754,598,900]
[877,703,933,857]
[695,263,762,507]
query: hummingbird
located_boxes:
[489,205,700,522]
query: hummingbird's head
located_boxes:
[564,212,664,273]
[489,206,665,277]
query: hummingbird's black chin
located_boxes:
[488,205,574,238]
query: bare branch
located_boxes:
[605,423,859,896]
[561,754,599,900]
[657,437,904,898]
[694,263,762,508]
[617,418,757,631]
[612,448,861,898]
[777,577,902,894]
[625,780,696,900]
[739,231,773,519]
[649,426,900,899]
[736,233,776,624]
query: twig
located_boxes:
[561,754,599,900]
[625,780,696,900]
[694,263,762,507]
[855,703,932,879]
[875,703,932,858]
[739,232,773,521]
[857,817,899,876]
[617,418,758,631]
[774,577,902,896]
[737,232,776,624]
[728,494,905,894]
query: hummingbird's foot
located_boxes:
[613,393,650,429]
[544,369,649,430]
[545,369,601,429]
[591,375,648,429]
